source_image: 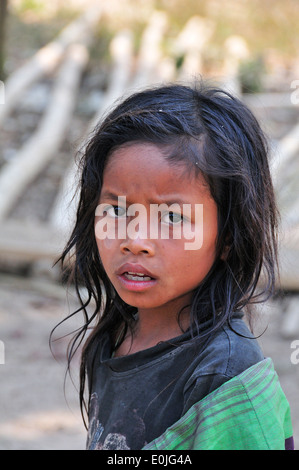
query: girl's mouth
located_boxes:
[123,272,153,281]
[116,264,157,291]
[116,263,157,291]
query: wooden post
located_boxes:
[131,11,168,89]
[0,43,89,220]
[0,3,103,125]
[175,16,214,82]
[50,29,135,234]
[222,35,249,97]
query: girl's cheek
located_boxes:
[97,238,117,255]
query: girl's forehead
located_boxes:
[102,142,212,201]
[106,141,181,172]
[105,142,192,183]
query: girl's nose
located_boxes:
[120,236,155,256]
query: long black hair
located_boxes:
[53,80,279,427]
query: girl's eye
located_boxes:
[162,211,184,225]
[106,205,126,217]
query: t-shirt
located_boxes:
[86,313,264,450]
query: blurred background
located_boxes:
[0,0,298,449]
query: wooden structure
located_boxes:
[0,6,298,296]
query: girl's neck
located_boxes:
[113,305,190,357]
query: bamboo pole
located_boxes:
[271,121,299,189]
[0,43,89,220]
[175,16,214,82]
[49,29,135,234]
[49,12,170,235]
[131,11,168,89]
[0,3,102,126]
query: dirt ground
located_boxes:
[0,273,87,450]
[0,272,298,450]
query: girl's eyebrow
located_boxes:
[100,189,199,206]
[99,190,120,202]
[150,197,187,206]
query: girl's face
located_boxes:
[95,142,218,319]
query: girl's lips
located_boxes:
[117,273,157,291]
[116,263,156,279]
[116,263,157,291]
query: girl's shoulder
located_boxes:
[182,314,264,412]
[216,315,265,378]
[198,314,264,379]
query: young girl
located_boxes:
[57,82,293,450]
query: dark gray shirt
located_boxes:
[86,313,264,450]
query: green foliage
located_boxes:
[15,0,45,15]
[238,56,266,93]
